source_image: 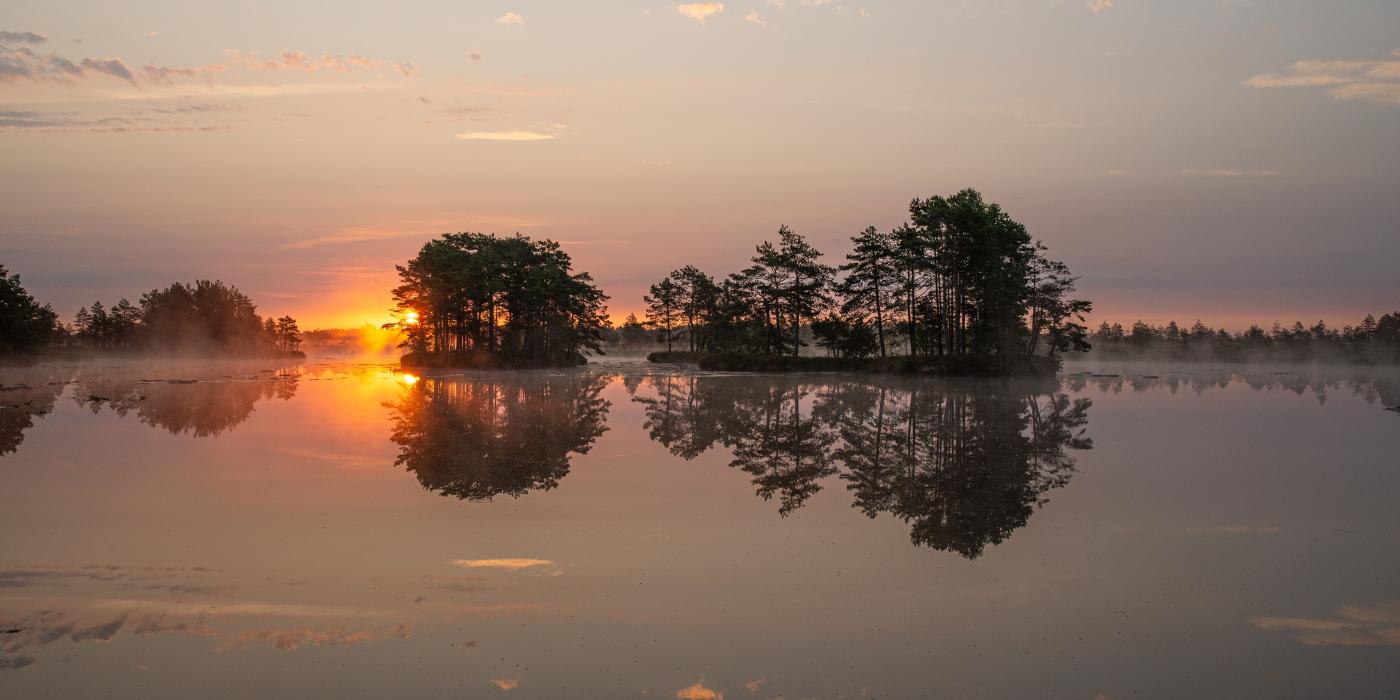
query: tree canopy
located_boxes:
[640,189,1092,369]
[387,233,609,368]
[0,265,61,356]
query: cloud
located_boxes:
[1253,601,1400,646]
[235,49,390,74]
[451,558,553,570]
[677,2,725,23]
[745,11,767,26]
[1178,168,1278,178]
[279,227,422,250]
[676,681,724,700]
[79,57,136,82]
[1089,0,1114,12]
[454,129,559,141]
[744,678,766,693]
[1246,52,1400,106]
[497,12,525,26]
[491,678,520,690]
[0,31,47,44]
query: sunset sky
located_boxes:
[3,1,1398,330]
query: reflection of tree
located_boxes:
[386,373,610,501]
[1063,369,1400,408]
[631,375,1092,558]
[73,372,298,437]
[0,370,70,456]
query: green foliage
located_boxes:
[388,233,609,368]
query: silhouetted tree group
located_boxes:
[628,374,1092,557]
[641,189,1092,368]
[66,280,301,356]
[386,233,609,367]
[0,266,62,356]
[1090,313,1400,363]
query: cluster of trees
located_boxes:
[629,374,1092,557]
[68,281,301,355]
[1089,313,1400,363]
[0,268,301,357]
[387,233,609,368]
[0,265,62,356]
[641,189,1092,367]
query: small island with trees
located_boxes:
[637,188,1092,375]
[383,233,609,369]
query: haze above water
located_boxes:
[2,359,1399,698]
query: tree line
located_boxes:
[0,268,301,357]
[639,189,1093,368]
[386,233,609,368]
[1089,314,1400,363]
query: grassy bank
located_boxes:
[646,351,1058,376]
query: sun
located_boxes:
[404,310,420,325]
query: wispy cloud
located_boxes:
[491,678,520,690]
[232,49,410,77]
[677,2,726,24]
[745,11,767,27]
[451,558,553,570]
[0,31,47,44]
[1253,601,1400,646]
[496,12,525,26]
[1246,52,1400,106]
[279,227,420,250]
[455,126,562,142]
[1178,168,1278,178]
[1089,0,1114,13]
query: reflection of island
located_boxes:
[630,375,1092,558]
[1065,369,1400,408]
[73,371,299,437]
[386,373,610,501]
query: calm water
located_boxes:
[2,359,1399,698]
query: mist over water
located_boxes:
[2,359,1399,698]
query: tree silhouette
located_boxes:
[387,233,609,368]
[0,265,61,356]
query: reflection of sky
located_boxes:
[1,361,1399,697]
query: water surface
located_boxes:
[2,359,1399,698]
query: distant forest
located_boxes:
[628,189,1091,372]
[1086,315,1400,363]
[0,268,301,358]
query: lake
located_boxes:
[2,359,1399,698]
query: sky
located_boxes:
[2,0,1398,331]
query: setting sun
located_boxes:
[404,311,420,325]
